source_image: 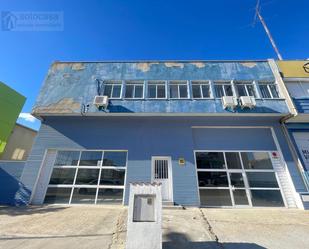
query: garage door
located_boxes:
[44,150,127,205]
[195,151,286,207]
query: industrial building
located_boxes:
[15,60,309,208]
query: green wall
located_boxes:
[0,82,25,153]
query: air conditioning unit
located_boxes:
[240,96,256,109]
[93,95,109,108]
[222,96,238,109]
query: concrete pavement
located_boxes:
[0,205,309,249]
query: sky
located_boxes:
[0,0,308,130]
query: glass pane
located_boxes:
[79,151,102,166]
[170,85,178,98]
[259,85,271,98]
[100,169,125,185]
[215,85,224,97]
[179,85,188,98]
[201,85,210,98]
[241,152,273,170]
[236,85,247,96]
[49,168,76,185]
[157,85,166,98]
[233,189,249,205]
[269,84,279,98]
[112,85,121,98]
[103,152,127,167]
[71,187,96,204]
[97,189,123,204]
[300,82,309,97]
[250,190,284,207]
[192,85,201,98]
[198,171,228,187]
[148,85,156,98]
[224,85,233,96]
[196,152,225,169]
[54,151,79,166]
[229,173,245,187]
[225,152,242,169]
[103,85,112,97]
[199,189,232,206]
[134,85,143,98]
[247,172,279,188]
[125,85,134,98]
[75,169,99,185]
[246,85,256,97]
[286,83,304,98]
[44,187,72,204]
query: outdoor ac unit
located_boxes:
[240,96,256,109]
[93,95,109,108]
[222,96,238,109]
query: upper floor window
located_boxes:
[192,81,211,98]
[169,81,188,99]
[103,81,122,99]
[214,82,233,97]
[235,81,256,97]
[148,81,166,99]
[259,82,280,99]
[285,81,309,98]
[125,81,144,99]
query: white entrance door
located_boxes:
[152,157,172,201]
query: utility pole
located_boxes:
[254,0,283,60]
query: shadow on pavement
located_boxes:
[163,232,266,249]
[0,205,68,216]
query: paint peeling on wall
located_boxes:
[51,62,85,72]
[72,63,85,71]
[240,62,257,68]
[136,63,159,72]
[190,62,206,68]
[164,62,184,68]
[33,98,80,114]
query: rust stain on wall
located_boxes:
[136,63,159,72]
[190,62,206,68]
[240,62,257,68]
[164,62,184,68]
[33,98,80,114]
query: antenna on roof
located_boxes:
[253,0,283,60]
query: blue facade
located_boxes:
[11,60,308,208]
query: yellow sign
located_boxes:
[178,158,185,165]
[277,60,309,78]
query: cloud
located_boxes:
[18,113,37,123]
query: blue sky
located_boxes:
[0,0,308,130]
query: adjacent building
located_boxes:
[276,60,309,208]
[16,60,309,209]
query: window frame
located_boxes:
[258,81,281,99]
[124,81,144,99]
[214,81,234,98]
[194,150,286,208]
[103,81,123,99]
[147,80,167,99]
[234,81,257,98]
[45,149,128,205]
[191,81,211,99]
[169,80,189,99]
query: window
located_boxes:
[103,81,122,98]
[125,81,144,99]
[214,82,233,97]
[259,82,280,98]
[286,81,309,98]
[148,81,166,99]
[235,81,256,97]
[44,150,127,205]
[192,81,211,98]
[195,151,284,207]
[169,81,188,99]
